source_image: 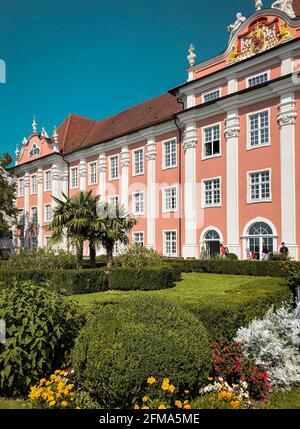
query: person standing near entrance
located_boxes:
[279,242,289,256]
[220,244,226,258]
[200,246,206,260]
[261,246,269,261]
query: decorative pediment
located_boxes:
[229,16,293,63]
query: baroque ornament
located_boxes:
[272,0,296,19]
[187,44,197,67]
[228,13,246,40]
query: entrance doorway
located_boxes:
[246,222,274,260]
[204,230,221,258]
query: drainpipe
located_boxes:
[174,97,185,258]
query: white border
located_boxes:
[202,122,222,160]
[247,168,272,204]
[109,154,119,181]
[162,137,178,170]
[132,231,144,245]
[246,107,271,151]
[70,166,79,189]
[88,160,98,186]
[132,191,145,216]
[44,170,52,192]
[44,203,52,223]
[201,176,222,208]
[30,174,37,195]
[163,229,178,257]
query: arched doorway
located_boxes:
[246,221,275,260]
[203,229,221,258]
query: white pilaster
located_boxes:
[24,173,30,249]
[79,159,86,191]
[121,145,130,211]
[37,168,43,248]
[278,93,298,259]
[146,136,156,250]
[182,122,198,259]
[280,53,293,76]
[225,109,241,258]
[185,89,195,109]
[227,74,237,94]
[98,152,106,202]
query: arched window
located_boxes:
[202,229,221,258]
[246,221,275,260]
[204,230,220,241]
[29,144,40,158]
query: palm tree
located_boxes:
[46,191,100,268]
[96,203,137,267]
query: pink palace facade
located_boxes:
[12,2,300,260]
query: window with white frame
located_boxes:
[248,110,269,147]
[133,232,144,246]
[31,237,38,251]
[163,186,177,212]
[89,161,98,185]
[30,175,37,194]
[203,178,221,207]
[44,204,52,223]
[18,178,24,197]
[44,170,52,192]
[70,167,79,189]
[202,89,221,103]
[18,209,24,225]
[133,148,144,175]
[133,192,144,215]
[247,72,269,88]
[203,125,220,158]
[110,155,119,180]
[109,195,119,206]
[163,139,177,168]
[164,231,177,256]
[30,207,37,224]
[248,170,271,202]
[29,144,40,158]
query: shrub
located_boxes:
[108,266,176,291]
[226,253,238,260]
[0,282,81,396]
[71,296,213,408]
[115,244,164,268]
[0,268,109,295]
[2,249,76,270]
[268,252,291,262]
[181,277,292,342]
[211,342,271,401]
[280,261,300,298]
[235,306,300,391]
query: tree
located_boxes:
[0,153,16,237]
[96,203,137,267]
[46,191,99,268]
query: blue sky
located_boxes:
[0,0,274,157]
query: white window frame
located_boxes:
[30,236,38,251]
[133,231,144,246]
[201,176,222,208]
[18,178,24,197]
[163,230,177,257]
[70,166,79,189]
[246,108,271,150]
[18,209,25,225]
[162,138,177,170]
[132,147,144,176]
[44,204,53,223]
[30,206,38,224]
[109,195,119,206]
[162,185,178,213]
[246,70,270,88]
[44,170,52,192]
[132,192,145,215]
[201,87,222,103]
[30,174,37,195]
[202,122,222,160]
[247,168,272,204]
[109,154,119,181]
[88,161,98,185]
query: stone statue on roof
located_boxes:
[272,0,296,18]
[228,13,246,40]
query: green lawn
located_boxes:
[70,272,285,307]
[0,397,28,409]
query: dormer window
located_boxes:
[29,144,40,158]
[246,72,269,88]
[202,88,221,103]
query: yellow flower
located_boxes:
[49,401,56,407]
[219,391,227,399]
[158,404,167,409]
[230,401,240,409]
[141,406,149,409]
[134,405,140,409]
[168,384,175,393]
[184,390,189,394]
[184,404,191,410]
[184,400,189,405]
[207,377,213,381]
[175,400,182,409]
[39,378,46,385]
[161,378,170,391]
[61,401,68,407]
[226,392,232,400]
[142,396,149,402]
[147,377,156,385]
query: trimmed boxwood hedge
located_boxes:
[164,259,290,277]
[109,266,176,291]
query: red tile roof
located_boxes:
[56,93,181,155]
[294,0,300,16]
